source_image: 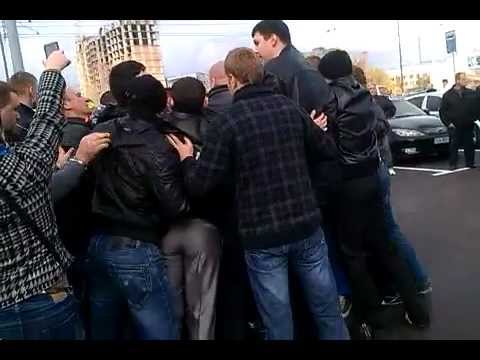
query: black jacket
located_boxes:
[207,85,232,114]
[92,114,189,243]
[180,85,334,250]
[92,104,128,126]
[264,44,336,115]
[327,75,379,173]
[440,86,477,128]
[61,117,92,150]
[6,103,35,143]
[164,110,235,229]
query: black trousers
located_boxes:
[334,173,428,324]
[449,125,475,168]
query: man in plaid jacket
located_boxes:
[0,50,99,340]
[168,47,349,340]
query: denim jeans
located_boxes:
[378,162,429,289]
[0,291,84,340]
[87,234,179,340]
[244,227,349,340]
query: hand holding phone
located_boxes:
[44,42,59,58]
[43,49,71,72]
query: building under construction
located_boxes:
[75,20,166,102]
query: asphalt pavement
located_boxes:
[374,152,480,339]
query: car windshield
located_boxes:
[393,100,427,118]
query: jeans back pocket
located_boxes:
[111,265,152,310]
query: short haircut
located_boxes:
[224,47,264,86]
[8,71,37,96]
[455,72,466,82]
[352,65,367,87]
[171,77,206,114]
[251,20,291,45]
[109,60,146,106]
[442,79,448,83]
[126,74,167,117]
[0,81,13,109]
[99,90,117,106]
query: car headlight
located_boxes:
[392,129,425,137]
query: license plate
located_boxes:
[403,148,418,155]
[434,137,449,144]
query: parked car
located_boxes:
[389,98,450,159]
[406,91,480,147]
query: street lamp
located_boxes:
[397,20,404,94]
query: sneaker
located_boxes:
[388,168,396,176]
[404,312,429,329]
[381,294,403,306]
[417,280,432,295]
[339,296,352,318]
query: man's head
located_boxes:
[170,77,206,114]
[455,72,467,88]
[0,81,20,136]
[367,83,378,95]
[224,47,264,95]
[109,60,146,106]
[352,65,367,87]
[8,71,38,108]
[209,61,228,88]
[442,79,448,87]
[99,90,117,106]
[306,55,321,70]
[318,50,353,81]
[251,20,291,62]
[126,74,167,118]
[63,88,92,120]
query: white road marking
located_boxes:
[432,168,470,176]
[393,166,444,173]
[458,149,480,152]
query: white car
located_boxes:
[405,91,443,118]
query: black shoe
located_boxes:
[381,293,403,306]
[449,165,457,171]
[339,296,352,319]
[467,165,476,169]
[417,280,432,295]
[405,312,430,329]
[366,306,397,329]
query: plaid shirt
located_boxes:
[0,70,72,310]
[182,85,322,250]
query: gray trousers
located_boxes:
[161,218,221,340]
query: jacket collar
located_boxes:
[233,84,274,103]
[66,117,89,126]
[17,102,35,115]
[208,84,229,97]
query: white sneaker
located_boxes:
[388,168,396,176]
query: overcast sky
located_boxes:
[1,20,479,88]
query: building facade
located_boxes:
[75,20,166,102]
[166,72,210,91]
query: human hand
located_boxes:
[75,132,111,165]
[310,110,328,131]
[43,50,71,72]
[166,134,194,161]
[56,146,74,169]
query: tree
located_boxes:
[365,67,395,91]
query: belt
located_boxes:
[102,235,143,250]
[41,274,72,301]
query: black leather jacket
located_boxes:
[92,114,189,243]
[264,44,336,115]
[327,76,379,168]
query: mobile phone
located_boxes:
[44,42,59,58]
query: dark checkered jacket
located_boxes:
[182,85,332,250]
[0,70,72,310]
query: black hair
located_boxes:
[251,20,291,45]
[99,90,117,106]
[171,77,206,114]
[125,74,167,119]
[109,61,146,106]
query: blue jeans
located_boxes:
[0,291,84,340]
[244,227,349,340]
[378,162,430,289]
[87,234,179,340]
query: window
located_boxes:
[408,96,425,109]
[426,96,442,112]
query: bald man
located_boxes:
[207,61,233,114]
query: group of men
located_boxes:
[0,20,433,341]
